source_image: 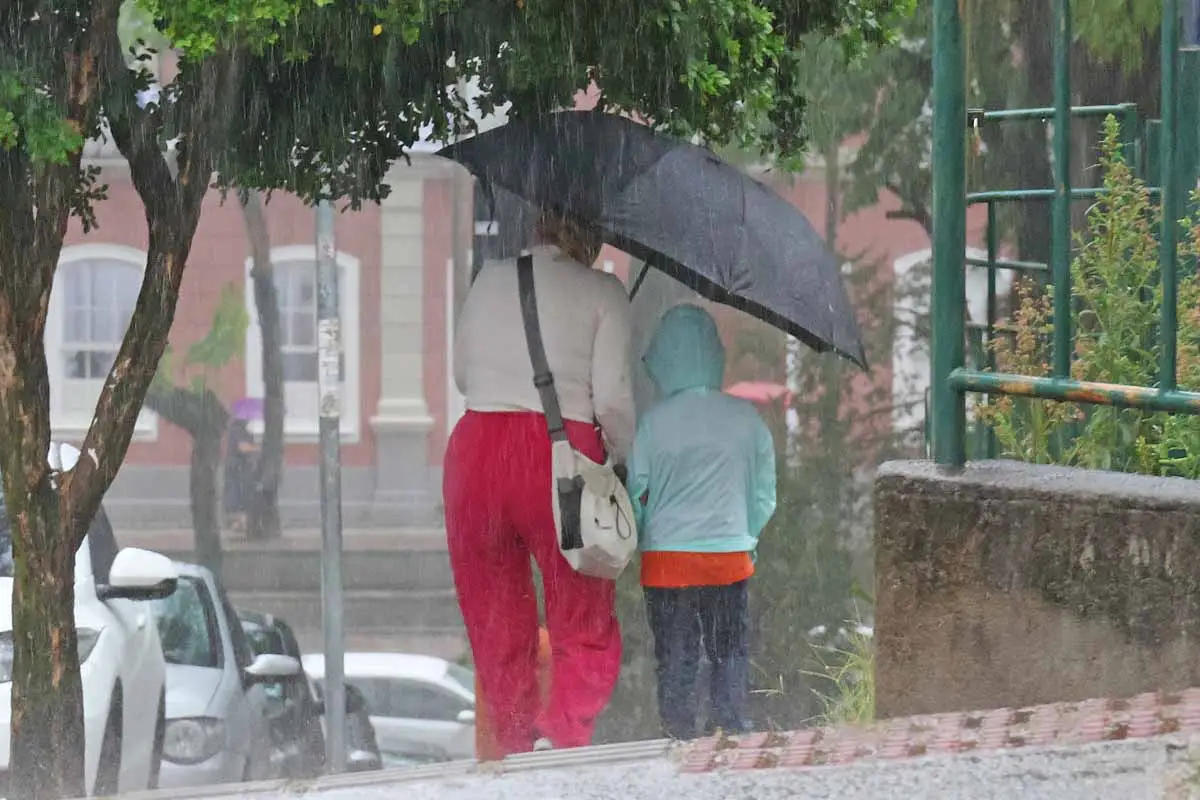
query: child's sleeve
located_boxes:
[627,417,652,534]
[749,420,777,539]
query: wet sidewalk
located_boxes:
[109,688,1200,800]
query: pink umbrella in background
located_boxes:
[724,381,794,407]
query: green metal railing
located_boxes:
[929,0,1200,467]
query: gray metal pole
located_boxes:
[315,198,347,773]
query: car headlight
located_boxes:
[0,629,100,683]
[163,717,226,765]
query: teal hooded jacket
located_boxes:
[629,304,777,555]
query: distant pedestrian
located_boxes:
[629,304,777,740]
[444,210,635,757]
[223,399,263,532]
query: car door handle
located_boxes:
[136,614,147,630]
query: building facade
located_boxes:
[63,121,988,529]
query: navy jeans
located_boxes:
[644,580,750,740]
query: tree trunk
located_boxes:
[190,426,224,578]
[241,192,284,541]
[0,278,87,800]
[144,385,229,577]
[0,169,90,800]
[10,490,83,800]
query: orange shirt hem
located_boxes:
[640,551,754,588]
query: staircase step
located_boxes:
[228,588,464,633]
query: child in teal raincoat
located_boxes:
[628,304,776,739]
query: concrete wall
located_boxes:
[874,459,1200,719]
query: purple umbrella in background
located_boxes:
[231,397,265,421]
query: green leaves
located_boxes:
[155,283,249,392]
[0,71,86,164]
[186,283,249,369]
[982,114,1200,480]
[134,0,328,55]
[1072,0,1160,70]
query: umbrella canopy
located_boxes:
[439,111,866,369]
[725,381,794,407]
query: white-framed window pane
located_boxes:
[297,277,314,306]
[62,260,140,381]
[65,310,88,342]
[272,261,346,378]
[66,350,117,380]
[290,310,314,347]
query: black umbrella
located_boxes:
[438,110,867,369]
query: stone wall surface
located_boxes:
[875,459,1200,719]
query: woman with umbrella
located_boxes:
[444,209,635,757]
[224,397,263,533]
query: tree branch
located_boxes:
[144,383,228,438]
[883,181,933,237]
[101,32,175,221]
[26,0,122,320]
[62,47,246,547]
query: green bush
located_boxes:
[979,114,1200,477]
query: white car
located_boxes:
[151,562,302,788]
[0,442,179,796]
[302,652,476,762]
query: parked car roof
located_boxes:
[302,652,462,685]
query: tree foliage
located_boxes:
[146,284,248,576]
[1,0,917,796]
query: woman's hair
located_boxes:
[534,209,601,263]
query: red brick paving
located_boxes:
[679,688,1200,774]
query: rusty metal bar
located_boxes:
[948,368,1200,414]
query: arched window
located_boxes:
[244,246,361,440]
[48,245,157,438]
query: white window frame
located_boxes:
[47,244,158,441]
[891,247,1012,440]
[243,245,361,442]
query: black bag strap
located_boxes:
[517,254,569,443]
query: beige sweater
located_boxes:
[454,245,636,463]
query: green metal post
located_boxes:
[930,0,967,467]
[985,201,998,458]
[1178,47,1200,279]
[1162,0,1180,393]
[1051,0,1073,379]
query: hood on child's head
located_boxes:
[643,303,725,398]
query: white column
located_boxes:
[369,158,446,526]
[371,162,435,433]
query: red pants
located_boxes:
[444,411,622,757]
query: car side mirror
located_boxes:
[245,653,302,684]
[99,548,177,601]
[456,709,476,725]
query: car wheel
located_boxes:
[147,691,165,790]
[93,684,123,797]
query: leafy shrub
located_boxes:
[978,114,1200,478]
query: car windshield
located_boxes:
[150,576,221,668]
[241,619,285,656]
[445,663,475,696]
